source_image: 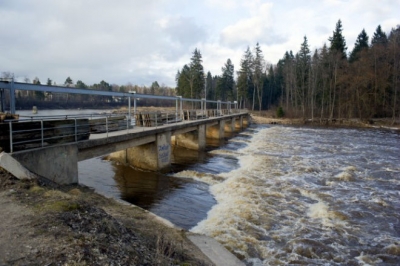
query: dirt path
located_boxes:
[0,191,45,264]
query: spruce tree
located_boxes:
[216,59,235,101]
[253,43,266,111]
[175,48,205,101]
[236,47,254,109]
[297,36,311,117]
[349,29,369,63]
[372,25,388,46]
[176,65,191,98]
[329,19,347,59]
[205,71,214,100]
[189,48,205,99]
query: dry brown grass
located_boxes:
[0,171,213,265]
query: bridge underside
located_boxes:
[11,114,250,184]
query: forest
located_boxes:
[176,20,400,121]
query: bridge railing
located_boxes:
[1,113,131,153]
[1,108,248,153]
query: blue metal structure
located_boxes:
[0,80,234,114]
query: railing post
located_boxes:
[9,121,13,153]
[10,78,16,115]
[134,97,137,126]
[106,116,109,138]
[41,120,44,147]
[201,98,206,118]
[175,97,178,123]
[74,118,77,142]
[179,96,183,121]
[127,96,131,131]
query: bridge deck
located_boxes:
[88,113,241,140]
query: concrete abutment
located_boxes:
[11,144,79,184]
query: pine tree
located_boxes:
[189,48,205,99]
[64,77,73,87]
[205,71,215,100]
[176,65,191,98]
[297,36,311,117]
[372,25,388,46]
[176,49,205,104]
[236,47,254,109]
[349,29,369,63]
[75,80,88,89]
[329,19,347,59]
[216,59,235,101]
[253,43,266,111]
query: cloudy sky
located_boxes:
[1,0,399,87]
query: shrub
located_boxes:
[276,107,285,118]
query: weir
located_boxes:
[9,113,250,184]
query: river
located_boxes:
[17,109,400,265]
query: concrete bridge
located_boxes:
[10,112,250,184]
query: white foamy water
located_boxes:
[190,126,400,265]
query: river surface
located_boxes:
[18,109,400,265]
[81,125,400,265]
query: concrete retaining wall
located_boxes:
[11,144,78,184]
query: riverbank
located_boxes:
[251,114,400,130]
[0,169,214,265]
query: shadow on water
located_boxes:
[79,130,249,230]
[105,138,234,230]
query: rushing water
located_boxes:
[187,125,400,265]
[35,107,395,265]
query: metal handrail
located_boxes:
[4,108,248,153]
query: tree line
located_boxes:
[2,19,399,119]
[175,20,400,122]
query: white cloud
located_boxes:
[205,0,240,9]
[160,16,208,51]
[1,0,399,87]
[219,2,286,48]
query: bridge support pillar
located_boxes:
[243,114,251,127]
[206,120,225,139]
[108,132,171,171]
[224,118,236,132]
[11,144,79,184]
[173,124,206,150]
[235,116,243,130]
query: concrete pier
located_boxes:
[108,131,171,171]
[206,120,225,139]
[173,124,206,150]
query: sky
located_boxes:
[1,0,399,88]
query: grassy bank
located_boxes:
[0,169,213,265]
